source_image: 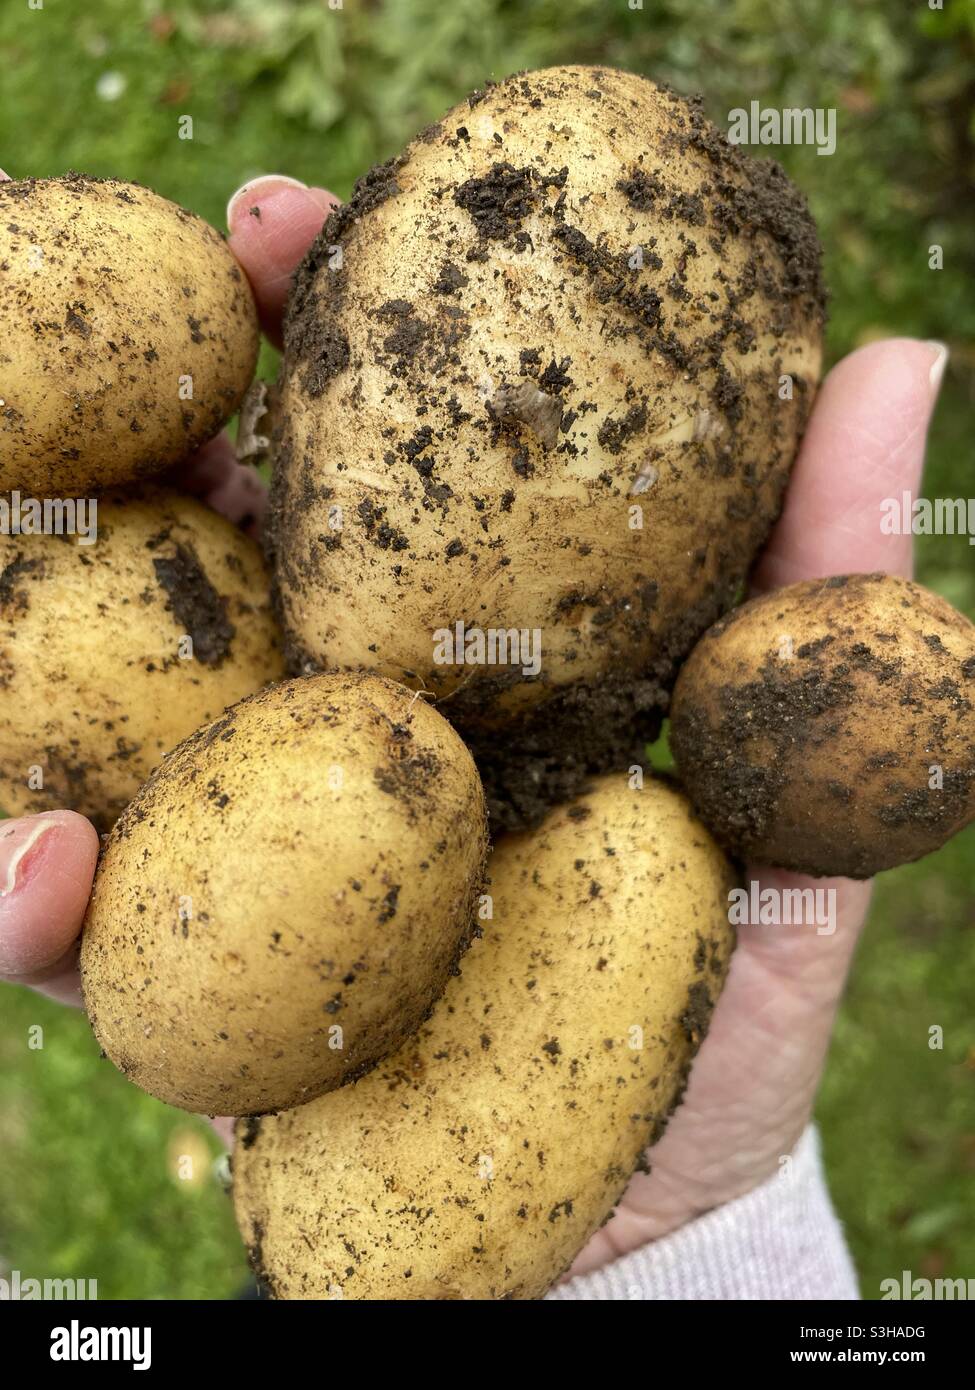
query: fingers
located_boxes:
[754,337,948,592]
[165,435,268,539]
[0,811,100,1006]
[210,1116,235,1148]
[735,342,946,1021]
[189,175,338,529]
[227,176,339,347]
[732,867,873,984]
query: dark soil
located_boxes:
[152,542,235,666]
[458,672,666,832]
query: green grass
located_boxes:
[1,0,973,1298]
[0,985,247,1300]
[818,831,975,1295]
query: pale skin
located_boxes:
[0,170,948,1277]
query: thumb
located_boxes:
[754,337,947,591]
[0,811,100,1005]
[734,867,872,987]
[740,336,947,968]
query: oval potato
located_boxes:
[269,64,825,824]
[0,173,258,493]
[671,573,975,876]
[0,487,283,830]
[232,774,736,1299]
[81,672,489,1116]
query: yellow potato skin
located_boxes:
[671,573,975,877]
[0,174,258,494]
[81,673,489,1116]
[0,487,283,830]
[270,65,824,725]
[232,775,736,1300]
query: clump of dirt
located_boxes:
[151,542,234,666]
[458,671,666,832]
[453,163,547,249]
[0,553,40,612]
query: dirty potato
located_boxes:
[268,64,825,827]
[0,487,283,830]
[0,173,258,493]
[671,573,975,876]
[81,673,488,1116]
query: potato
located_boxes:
[671,573,975,877]
[232,774,736,1299]
[81,672,488,1116]
[0,173,258,494]
[0,487,282,830]
[267,63,825,826]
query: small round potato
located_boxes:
[671,573,975,877]
[269,64,825,827]
[81,673,489,1116]
[0,487,284,830]
[232,774,736,1299]
[0,173,258,494]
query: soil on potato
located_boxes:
[150,538,235,667]
[458,670,666,831]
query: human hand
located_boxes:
[571,335,948,1274]
[0,174,337,1013]
[0,173,947,1280]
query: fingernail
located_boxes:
[925,341,949,393]
[227,175,309,230]
[0,813,61,898]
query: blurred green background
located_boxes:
[1,0,973,1300]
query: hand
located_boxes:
[0,175,337,1012]
[571,335,948,1274]
[0,176,947,1275]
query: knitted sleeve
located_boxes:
[547,1127,860,1301]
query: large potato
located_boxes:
[233,774,736,1299]
[0,173,258,494]
[81,673,488,1116]
[671,573,975,877]
[268,64,825,825]
[0,487,283,830]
